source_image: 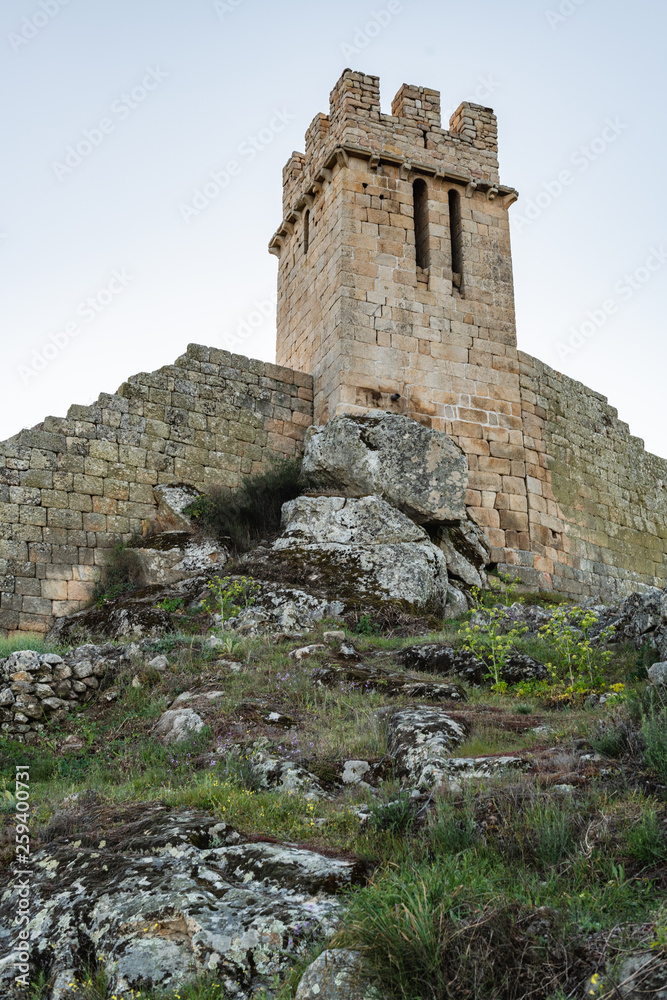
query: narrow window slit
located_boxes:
[448,188,464,293]
[413,178,430,270]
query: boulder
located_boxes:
[216,579,345,635]
[250,751,330,800]
[302,412,467,524]
[648,661,667,686]
[48,600,174,644]
[313,663,466,701]
[433,523,489,590]
[600,951,667,999]
[152,482,203,532]
[0,808,361,1000]
[273,495,450,612]
[132,532,228,586]
[396,644,545,685]
[296,949,382,1000]
[154,708,206,745]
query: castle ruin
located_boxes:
[1,68,666,636]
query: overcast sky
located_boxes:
[2,0,665,456]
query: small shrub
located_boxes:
[203,575,261,621]
[336,862,573,1000]
[155,597,185,613]
[354,612,383,636]
[93,541,143,603]
[642,709,667,779]
[625,808,667,865]
[460,607,528,691]
[368,793,415,835]
[185,459,308,551]
[209,750,264,792]
[590,716,637,760]
[538,606,615,691]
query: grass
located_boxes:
[642,708,667,779]
[0,634,62,657]
[5,600,667,1000]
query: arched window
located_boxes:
[448,188,463,292]
[303,209,310,255]
[412,178,430,270]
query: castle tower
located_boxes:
[270,69,549,577]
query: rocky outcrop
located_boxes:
[396,643,546,685]
[296,949,381,1000]
[132,532,228,586]
[47,597,175,644]
[272,495,451,612]
[151,482,203,532]
[302,412,467,524]
[312,663,466,701]
[385,706,468,789]
[0,807,363,1000]
[300,413,489,597]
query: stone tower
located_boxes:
[271,68,519,430]
[270,68,537,569]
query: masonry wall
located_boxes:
[0,344,313,636]
[515,353,667,598]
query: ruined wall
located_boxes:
[515,353,667,598]
[0,344,313,636]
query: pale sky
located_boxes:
[2,0,665,455]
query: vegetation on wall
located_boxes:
[184,459,311,552]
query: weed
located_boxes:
[368,793,414,835]
[92,541,143,604]
[625,807,667,865]
[154,597,185,613]
[539,607,616,691]
[185,459,308,552]
[641,708,667,779]
[428,798,478,855]
[353,612,383,636]
[523,801,576,868]
[460,607,528,690]
[203,575,261,621]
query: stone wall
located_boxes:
[513,352,667,598]
[0,345,313,636]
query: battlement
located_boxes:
[275,69,507,224]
